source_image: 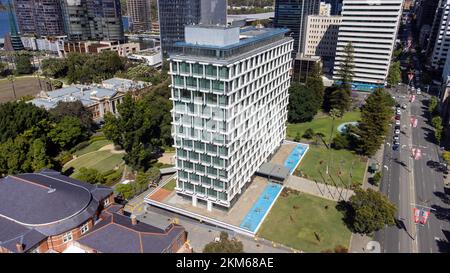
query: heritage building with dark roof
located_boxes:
[0,170,113,253]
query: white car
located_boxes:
[395,120,401,126]
[396,109,401,115]
[393,135,400,141]
[417,88,421,95]
[395,129,401,135]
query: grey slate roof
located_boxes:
[0,170,113,252]
[77,207,185,253]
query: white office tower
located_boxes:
[431,0,450,71]
[333,0,403,92]
[169,25,293,210]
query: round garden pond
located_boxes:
[337,122,359,133]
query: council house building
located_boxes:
[169,25,293,211]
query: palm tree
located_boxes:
[328,108,343,149]
[7,75,16,100]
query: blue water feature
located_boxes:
[240,183,282,233]
[284,143,308,174]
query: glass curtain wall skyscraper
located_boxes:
[60,0,124,42]
[274,0,320,55]
[13,0,65,36]
[158,0,227,55]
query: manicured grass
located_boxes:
[287,111,361,143]
[258,190,352,253]
[162,178,176,191]
[63,150,124,177]
[296,145,367,187]
[73,140,112,156]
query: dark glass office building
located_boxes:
[274,0,320,55]
[158,0,227,55]
[13,0,65,36]
[60,0,124,42]
[323,0,342,15]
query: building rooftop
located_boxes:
[31,85,119,110]
[171,26,291,64]
[77,206,185,253]
[0,170,112,252]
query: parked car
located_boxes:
[413,208,420,224]
[395,120,401,126]
[393,135,399,141]
[402,104,407,109]
[396,109,401,115]
[395,115,401,120]
[395,129,401,135]
[395,125,401,130]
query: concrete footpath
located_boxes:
[286,176,354,202]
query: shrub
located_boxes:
[302,128,315,139]
[371,172,382,186]
[332,133,350,150]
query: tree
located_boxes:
[356,89,394,156]
[48,116,88,150]
[0,101,49,143]
[288,83,321,123]
[203,232,245,253]
[41,58,68,78]
[7,74,16,99]
[29,138,53,171]
[103,92,172,171]
[346,188,397,235]
[76,167,105,184]
[302,128,315,139]
[387,61,401,86]
[371,172,382,186]
[432,116,443,143]
[115,183,134,200]
[329,86,352,113]
[135,167,160,192]
[429,96,439,115]
[15,54,33,75]
[49,101,94,131]
[443,151,450,165]
[336,42,355,86]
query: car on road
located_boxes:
[395,120,401,126]
[417,88,421,95]
[414,208,420,224]
[395,114,401,120]
[395,129,400,135]
[393,141,400,150]
[393,135,399,141]
[396,109,401,115]
[395,125,401,130]
[419,210,430,225]
[402,104,407,109]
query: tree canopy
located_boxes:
[203,232,245,253]
[15,54,33,75]
[103,91,172,171]
[387,61,401,86]
[346,188,397,235]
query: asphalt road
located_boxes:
[376,10,450,252]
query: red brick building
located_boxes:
[0,170,113,253]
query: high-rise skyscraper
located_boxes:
[274,0,320,55]
[332,0,403,92]
[169,25,293,210]
[60,0,124,42]
[12,0,65,37]
[158,0,227,55]
[323,0,343,15]
[200,0,227,25]
[127,0,152,32]
[5,0,24,51]
[430,0,450,71]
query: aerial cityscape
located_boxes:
[1,0,450,256]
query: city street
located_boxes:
[375,10,450,252]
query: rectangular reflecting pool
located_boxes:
[240,182,283,233]
[284,143,309,174]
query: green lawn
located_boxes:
[258,190,352,252]
[162,178,176,191]
[296,145,367,187]
[74,140,112,156]
[287,111,361,143]
[63,150,124,177]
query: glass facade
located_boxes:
[274,0,320,54]
[13,0,65,36]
